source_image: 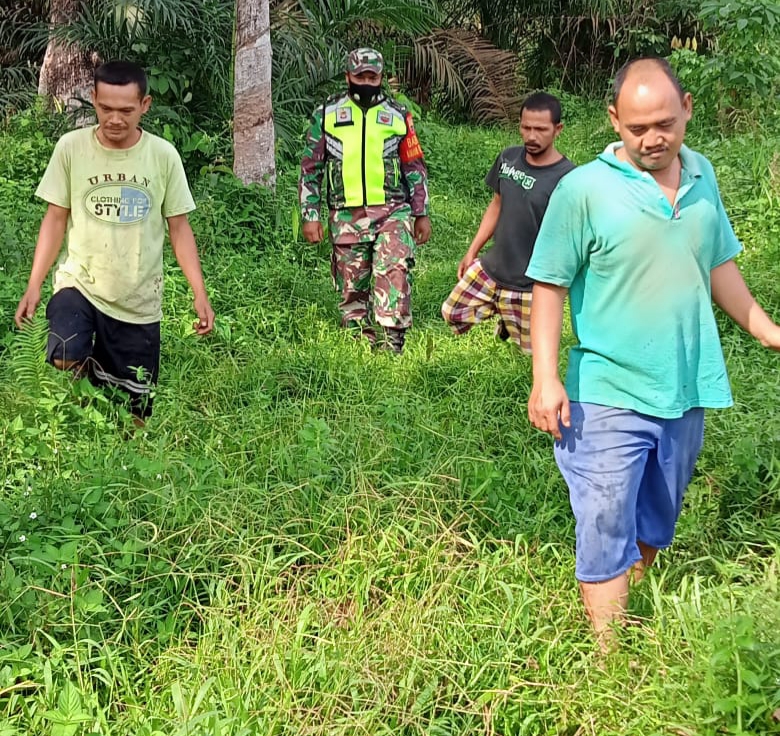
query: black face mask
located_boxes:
[348,81,383,109]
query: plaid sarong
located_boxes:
[441,259,532,353]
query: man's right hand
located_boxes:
[15,287,41,328]
[528,377,571,441]
[457,251,477,280]
[302,221,323,244]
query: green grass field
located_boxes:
[0,102,779,735]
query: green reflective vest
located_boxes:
[322,95,410,209]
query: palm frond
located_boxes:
[0,66,40,115]
[0,3,50,63]
[47,0,235,120]
[406,29,524,125]
[438,0,699,93]
[0,0,49,113]
[55,0,204,54]
[293,0,437,40]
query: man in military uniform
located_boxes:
[299,47,431,354]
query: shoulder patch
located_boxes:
[399,112,424,163]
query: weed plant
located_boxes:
[0,107,778,735]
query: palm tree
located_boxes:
[234,0,275,185]
[38,0,98,112]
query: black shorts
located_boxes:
[45,287,160,417]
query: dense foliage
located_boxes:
[440,0,701,95]
[1,96,779,734]
[4,0,779,159]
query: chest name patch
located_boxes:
[336,107,353,124]
[376,110,393,126]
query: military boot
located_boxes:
[382,327,406,355]
[345,319,376,347]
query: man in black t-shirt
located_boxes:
[441,92,575,353]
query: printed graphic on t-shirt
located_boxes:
[499,162,536,190]
[85,175,151,224]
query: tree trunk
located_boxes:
[233,0,275,186]
[38,0,98,118]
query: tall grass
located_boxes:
[0,106,778,735]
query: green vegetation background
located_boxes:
[0,99,779,735]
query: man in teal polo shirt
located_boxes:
[526,57,780,648]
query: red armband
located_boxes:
[399,113,424,163]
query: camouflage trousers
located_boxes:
[330,213,416,329]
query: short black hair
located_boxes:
[94,61,148,97]
[612,57,685,105]
[521,92,562,125]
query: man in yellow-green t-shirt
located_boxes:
[14,60,214,421]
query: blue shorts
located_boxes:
[554,402,705,583]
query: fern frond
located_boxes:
[11,316,52,395]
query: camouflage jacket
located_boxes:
[299,91,429,223]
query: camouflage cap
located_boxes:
[346,47,384,75]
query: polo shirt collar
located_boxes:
[598,142,702,181]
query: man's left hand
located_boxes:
[414,216,431,245]
[192,294,215,335]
